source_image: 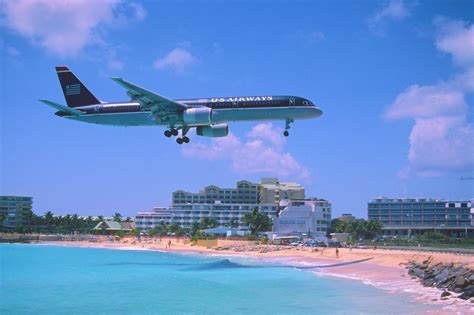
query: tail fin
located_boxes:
[55,66,100,108]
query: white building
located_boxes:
[273,199,332,238]
[135,207,172,230]
[136,203,278,231]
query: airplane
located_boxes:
[40,66,322,144]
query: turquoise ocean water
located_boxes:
[0,244,433,314]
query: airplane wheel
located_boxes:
[283,131,289,137]
[171,129,179,136]
[176,138,183,144]
[183,136,190,143]
[164,130,172,137]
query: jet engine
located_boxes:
[183,107,212,125]
[196,124,229,137]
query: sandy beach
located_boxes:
[39,238,474,314]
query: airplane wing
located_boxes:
[110,78,188,119]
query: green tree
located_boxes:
[365,220,383,239]
[243,208,272,235]
[169,223,185,236]
[201,217,218,229]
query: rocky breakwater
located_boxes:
[406,257,474,301]
[213,245,293,253]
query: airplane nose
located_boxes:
[312,107,323,117]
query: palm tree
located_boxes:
[243,208,272,235]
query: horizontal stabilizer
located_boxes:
[39,99,84,115]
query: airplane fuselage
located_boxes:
[56,95,322,127]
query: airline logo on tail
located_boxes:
[65,84,81,96]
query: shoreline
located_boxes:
[19,240,474,313]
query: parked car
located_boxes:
[355,242,368,249]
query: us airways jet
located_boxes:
[40,67,322,144]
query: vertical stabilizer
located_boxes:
[55,66,100,107]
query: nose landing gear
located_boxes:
[284,119,293,137]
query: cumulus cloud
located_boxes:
[153,48,196,73]
[385,83,467,119]
[407,116,474,176]
[181,123,310,179]
[0,0,145,57]
[368,0,411,35]
[385,17,474,177]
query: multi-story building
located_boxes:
[368,197,474,237]
[259,178,305,204]
[137,179,310,231]
[136,203,277,230]
[135,207,172,230]
[172,180,260,205]
[0,196,33,228]
[273,199,332,238]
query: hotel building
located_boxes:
[172,180,260,205]
[368,197,474,237]
[0,196,33,228]
[259,178,305,204]
[136,179,305,231]
[136,203,278,230]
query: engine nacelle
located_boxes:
[196,124,229,137]
[183,107,212,126]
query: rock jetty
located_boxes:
[213,245,293,253]
[406,256,474,301]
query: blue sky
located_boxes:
[1,0,473,217]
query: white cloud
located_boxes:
[368,0,411,35]
[385,17,474,177]
[385,83,467,119]
[407,116,474,175]
[435,17,474,67]
[181,123,310,179]
[0,0,145,57]
[153,48,196,73]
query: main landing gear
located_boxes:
[284,119,294,137]
[176,136,190,144]
[164,128,179,137]
[164,127,190,144]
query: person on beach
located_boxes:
[168,240,171,249]
[335,247,339,258]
